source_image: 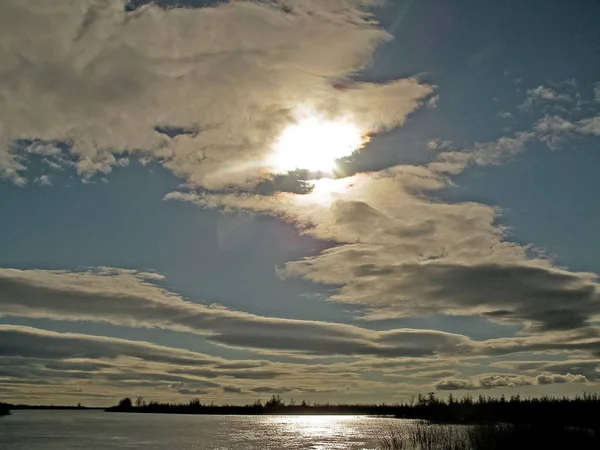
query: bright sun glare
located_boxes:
[268,107,367,173]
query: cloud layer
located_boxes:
[435,373,589,391]
[0,0,432,186]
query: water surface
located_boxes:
[0,410,408,449]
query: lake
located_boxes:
[0,411,408,449]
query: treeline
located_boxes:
[0,401,92,411]
[106,393,600,427]
[106,395,391,415]
[395,392,600,428]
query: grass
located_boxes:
[378,423,598,450]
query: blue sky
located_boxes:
[1,0,600,405]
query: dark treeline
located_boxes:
[106,394,390,415]
[106,393,600,428]
[395,392,600,429]
[0,401,97,411]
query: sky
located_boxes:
[1,0,600,406]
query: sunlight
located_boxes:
[298,176,358,206]
[268,106,367,173]
[266,415,360,443]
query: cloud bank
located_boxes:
[0,0,433,186]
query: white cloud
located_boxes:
[535,115,576,133]
[536,373,589,385]
[168,154,600,332]
[525,85,572,103]
[435,373,588,391]
[434,378,474,390]
[0,0,433,187]
[577,116,600,135]
[34,175,52,186]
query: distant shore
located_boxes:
[5,393,600,429]
[0,402,102,412]
[103,393,600,428]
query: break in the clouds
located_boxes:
[2,0,600,405]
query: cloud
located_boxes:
[536,373,588,385]
[0,0,433,187]
[470,132,535,166]
[529,114,600,138]
[409,370,460,379]
[169,367,284,380]
[177,388,209,395]
[520,85,573,111]
[223,386,243,394]
[427,132,536,176]
[167,148,600,333]
[577,116,600,135]
[0,267,477,359]
[434,378,475,391]
[0,325,380,401]
[0,324,217,366]
[250,386,295,394]
[244,175,600,331]
[435,373,588,391]
[326,262,599,330]
[492,359,600,380]
[1,325,598,404]
[478,375,532,389]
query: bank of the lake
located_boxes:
[105,393,600,429]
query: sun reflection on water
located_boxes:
[263,415,368,449]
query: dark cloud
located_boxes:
[0,324,215,367]
[223,386,243,394]
[478,375,532,389]
[495,360,600,381]
[251,386,294,394]
[169,367,284,380]
[125,1,223,12]
[291,259,600,331]
[0,268,474,358]
[378,263,600,331]
[4,268,600,363]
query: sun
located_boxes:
[267,107,367,173]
